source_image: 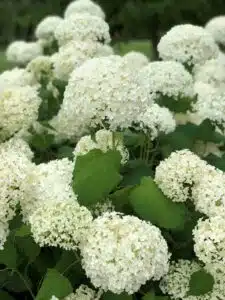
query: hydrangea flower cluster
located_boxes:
[80,212,170,294]
[122,51,149,70]
[74,129,129,164]
[51,285,101,300]
[64,0,105,19]
[26,55,53,82]
[157,24,219,66]
[205,16,225,46]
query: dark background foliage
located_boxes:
[1,0,225,47]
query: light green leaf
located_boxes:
[129,177,188,230]
[36,268,73,300]
[73,149,122,206]
[15,224,31,237]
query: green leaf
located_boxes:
[30,133,54,151]
[15,235,40,263]
[0,291,14,300]
[2,270,32,293]
[73,150,122,206]
[102,291,132,300]
[205,154,225,172]
[157,95,195,113]
[129,177,188,230]
[36,268,73,300]
[57,146,74,160]
[15,224,31,237]
[55,251,78,274]
[123,129,146,147]
[143,293,170,300]
[0,239,17,268]
[189,269,214,296]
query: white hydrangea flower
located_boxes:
[137,61,194,100]
[205,16,225,46]
[54,13,110,47]
[51,56,152,140]
[192,167,225,217]
[50,297,59,300]
[160,259,225,300]
[136,103,176,140]
[6,41,43,65]
[35,15,63,44]
[193,216,225,273]
[96,44,114,57]
[0,68,37,92]
[1,137,33,160]
[0,139,33,249]
[80,212,170,294]
[193,82,225,127]
[74,129,129,164]
[0,86,41,141]
[194,58,225,90]
[26,55,53,81]
[122,51,149,70]
[64,0,105,19]
[20,158,74,222]
[158,24,219,66]
[91,200,115,217]
[64,285,101,300]
[29,199,93,250]
[155,149,210,202]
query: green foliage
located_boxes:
[73,149,122,206]
[188,269,214,296]
[129,177,188,230]
[102,291,133,300]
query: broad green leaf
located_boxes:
[123,129,146,147]
[15,235,40,262]
[205,154,225,172]
[0,291,14,300]
[15,224,31,237]
[36,268,73,300]
[109,187,133,213]
[3,270,32,293]
[57,146,74,160]
[30,133,54,151]
[102,291,132,300]
[0,239,17,268]
[143,293,170,300]
[157,95,195,113]
[129,177,188,230]
[189,269,214,296]
[55,251,78,274]
[73,150,122,206]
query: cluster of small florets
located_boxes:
[0,86,41,141]
[155,149,211,202]
[80,212,170,294]
[136,103,176,139]
[137,61,195,100]
[51,56,152,140]
[26,55,53,82]
[205,16,225,46]
[74,129,129,164]
[6,41,43,65]
[122,51,149,70]
[54,13,110,47]
[91,200,115,217]
[157,24,219,66]
[160,259,225,300]
[64,0,105,19]
[51,285,101,300]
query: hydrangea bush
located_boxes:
[2,1,225,299]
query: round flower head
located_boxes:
[122,51,149,70]
[29,199,93,250]
[193,215,225,273]
[1,137,33,160]
[0,68,37,92]
[155,149,210,202]
[54,13,110,47]
[20,158,74,222]
[64,285,101,300]
[6,41,43,65]
[137,61,194,103]
[157,24,219,67]
[64,0,105,19]
[205,16,225,46]
[80,212,170,294]
[51,56,152,140]
[193,82,225,128]
[0,86,41,141]
[35,15,63,44]
[0,139,33,249]
[96,44,114,57]
[74,129,129,164]
[192,167,225,217]
[26,55,53,82]
[194,58,225,90]
[160,259,225,300]
[136,103,176,140]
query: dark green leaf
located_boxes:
[30,133,54,151]
[15,235,40,263]
[157,95,195,113]
[0,290,14,300]
[122,160,153,186]
[102,291,132,300]
[73,150,122,206]
[36,268,73,300]
[129,177,188,230]
[3,270,32,293]
[55,251,78,274]
[57,146,74,160]
[189,269,214,296]
[15,224,31,237]
[0,239,17,268]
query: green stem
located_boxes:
[14,269,35,300]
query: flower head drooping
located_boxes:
[193,215,225,274]
[35,15,63,45]
[54,13,110,47]
[6,41,43,65]
[155,149,211,202]
[80,212,170,294]
[157,24,219,67]
[205,16,225,46]
[64,0,105,20]
[74,129,129,164]
[29,200,93,250]
[0,86,41,141]
[160,259,225,300]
